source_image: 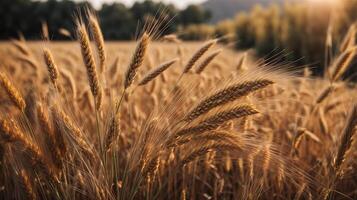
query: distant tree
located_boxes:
[179,5,211,26]
[99,3,135,40]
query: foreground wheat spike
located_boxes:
[77,21,102,108]
[43,48,59,88]
[0,72,26,111]
[330,47,356,82]
[333,103,357,175]
[176,105,258,137]
[89,13,106,73]
[183,39,216,74]
[0,118,57,181]
[19,169,37,200]
[184,79,273,122]
[138,58,178,86]
[195,49,222,74]
[124,32,149,89]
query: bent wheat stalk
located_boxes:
[183,79,273,122]
[195,49,222,74]
[138,58,178,86]
[176,105,258,137]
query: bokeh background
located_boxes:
[1,0,357,75]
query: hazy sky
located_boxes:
[86,0,207,9]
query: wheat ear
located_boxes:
[184,79,273,122]
[0,72,26,111]
[340,25,356,52]
[138,58,178,86]
[124,32,150,89]
[330,47,356,82]
[195,49,222,74]
[10,39,30,56]
[333,104,357,175]
[324,104,357,200]
[176,105,258,137]
[89,13,106,73]
[43,48,59,88]
[316,85,334,104]
[183,39,217,73]
[77,21,102,109]
[105,113,120,152]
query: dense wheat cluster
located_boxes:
[0,11,357,200]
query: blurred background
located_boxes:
[1,0,357,75]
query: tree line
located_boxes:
[0,0,211,40]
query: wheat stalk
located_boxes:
[333,103,357,175]
[89,13,106,73]
[77,21,102,109]
[138,58,178,86]
[43,48,59,88]
[105,113,120,152]
[0,72,26,111]
[176,105,258,137]
[316,85,334,104]
[124,32,149,89]
[330,47,356,82]
[184,79,273,122]
[340,25,356,52]
[195,49,222,74]
[182,39,217,74]
[10,39,30,56]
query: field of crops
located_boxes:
[0,13,357,200]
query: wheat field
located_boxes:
[0,13,357,200]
